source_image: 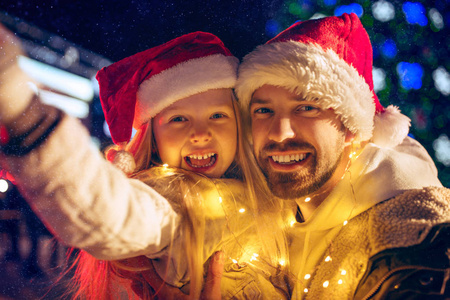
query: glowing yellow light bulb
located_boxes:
[323,281,329,288]
[304,288,308,293]
[239,208,245,213]
[338,279,343,284]
[304,274,311,280]
[162,163,169,167]
[341,270,347,275]
[304,197,311,202]
[279,259,285,266]
[343,220,348,226]
[324,256,332,262]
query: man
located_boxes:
[234,13,450,299]
[135,13,449,299]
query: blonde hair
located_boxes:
[63,93,289,299]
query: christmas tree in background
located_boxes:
[264,0,449,187]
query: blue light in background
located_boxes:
[381,39,397,58]
[373,44,380,59]
[334,3,364,17]
[402,2,428,26]
[265,19,281,37]
[397,62,424,90]
[324,0,337,6]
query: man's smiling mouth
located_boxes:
[185,153,217,168]
[270,153,308,164]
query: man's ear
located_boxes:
[344,129,355,145]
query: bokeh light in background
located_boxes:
[264,0,449,186]
[0,179,8,193]
[381,39,397,58]
[433,67,450,96]
[372,1,395,22]
[402,2,428,26]
[397,62,423,90]
[334,3,363,17]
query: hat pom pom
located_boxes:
[106,148,136,175]
[372,105,411,148]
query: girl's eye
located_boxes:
[169,116,187,122]
[298,105,317,111]
[211,113,226,119]
[254,107,273,114]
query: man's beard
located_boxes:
[257,141,343,200]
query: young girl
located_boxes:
[0,27,289,299]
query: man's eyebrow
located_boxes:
[249,98,270,106]
[250,95,307,105]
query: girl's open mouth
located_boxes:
[185,153,217,168]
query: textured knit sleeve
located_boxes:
[0,114,180,260]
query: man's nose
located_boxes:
[190,124,212,143]
[268,117,296,142]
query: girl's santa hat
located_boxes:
[96,32,238,173]
[97,31,238,145]
[236,13,410,147]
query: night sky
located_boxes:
[0,0,283,62]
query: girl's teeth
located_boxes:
[187,154,216,168]
[188,153,215,160]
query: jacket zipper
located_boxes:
[360,265,448,300]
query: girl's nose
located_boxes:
[190,125,212,143]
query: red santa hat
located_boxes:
[236,13,410,147]
[97,31,239,145]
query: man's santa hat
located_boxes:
[236,13,410,147]
[96,32,238,173]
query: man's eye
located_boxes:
[296,105,321,116]
[211,113,226,119]
[170,116,187,122]
[254,107,273,114]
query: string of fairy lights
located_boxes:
[159,144,363,297]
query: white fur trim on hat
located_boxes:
[236,41,375,142]
[134,54,239,128]
[107,149,136,175]
[372,105,411,147]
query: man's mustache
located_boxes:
[261,140,315,154]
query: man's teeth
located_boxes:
[271,154,307,163]
[188,153,215,160]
